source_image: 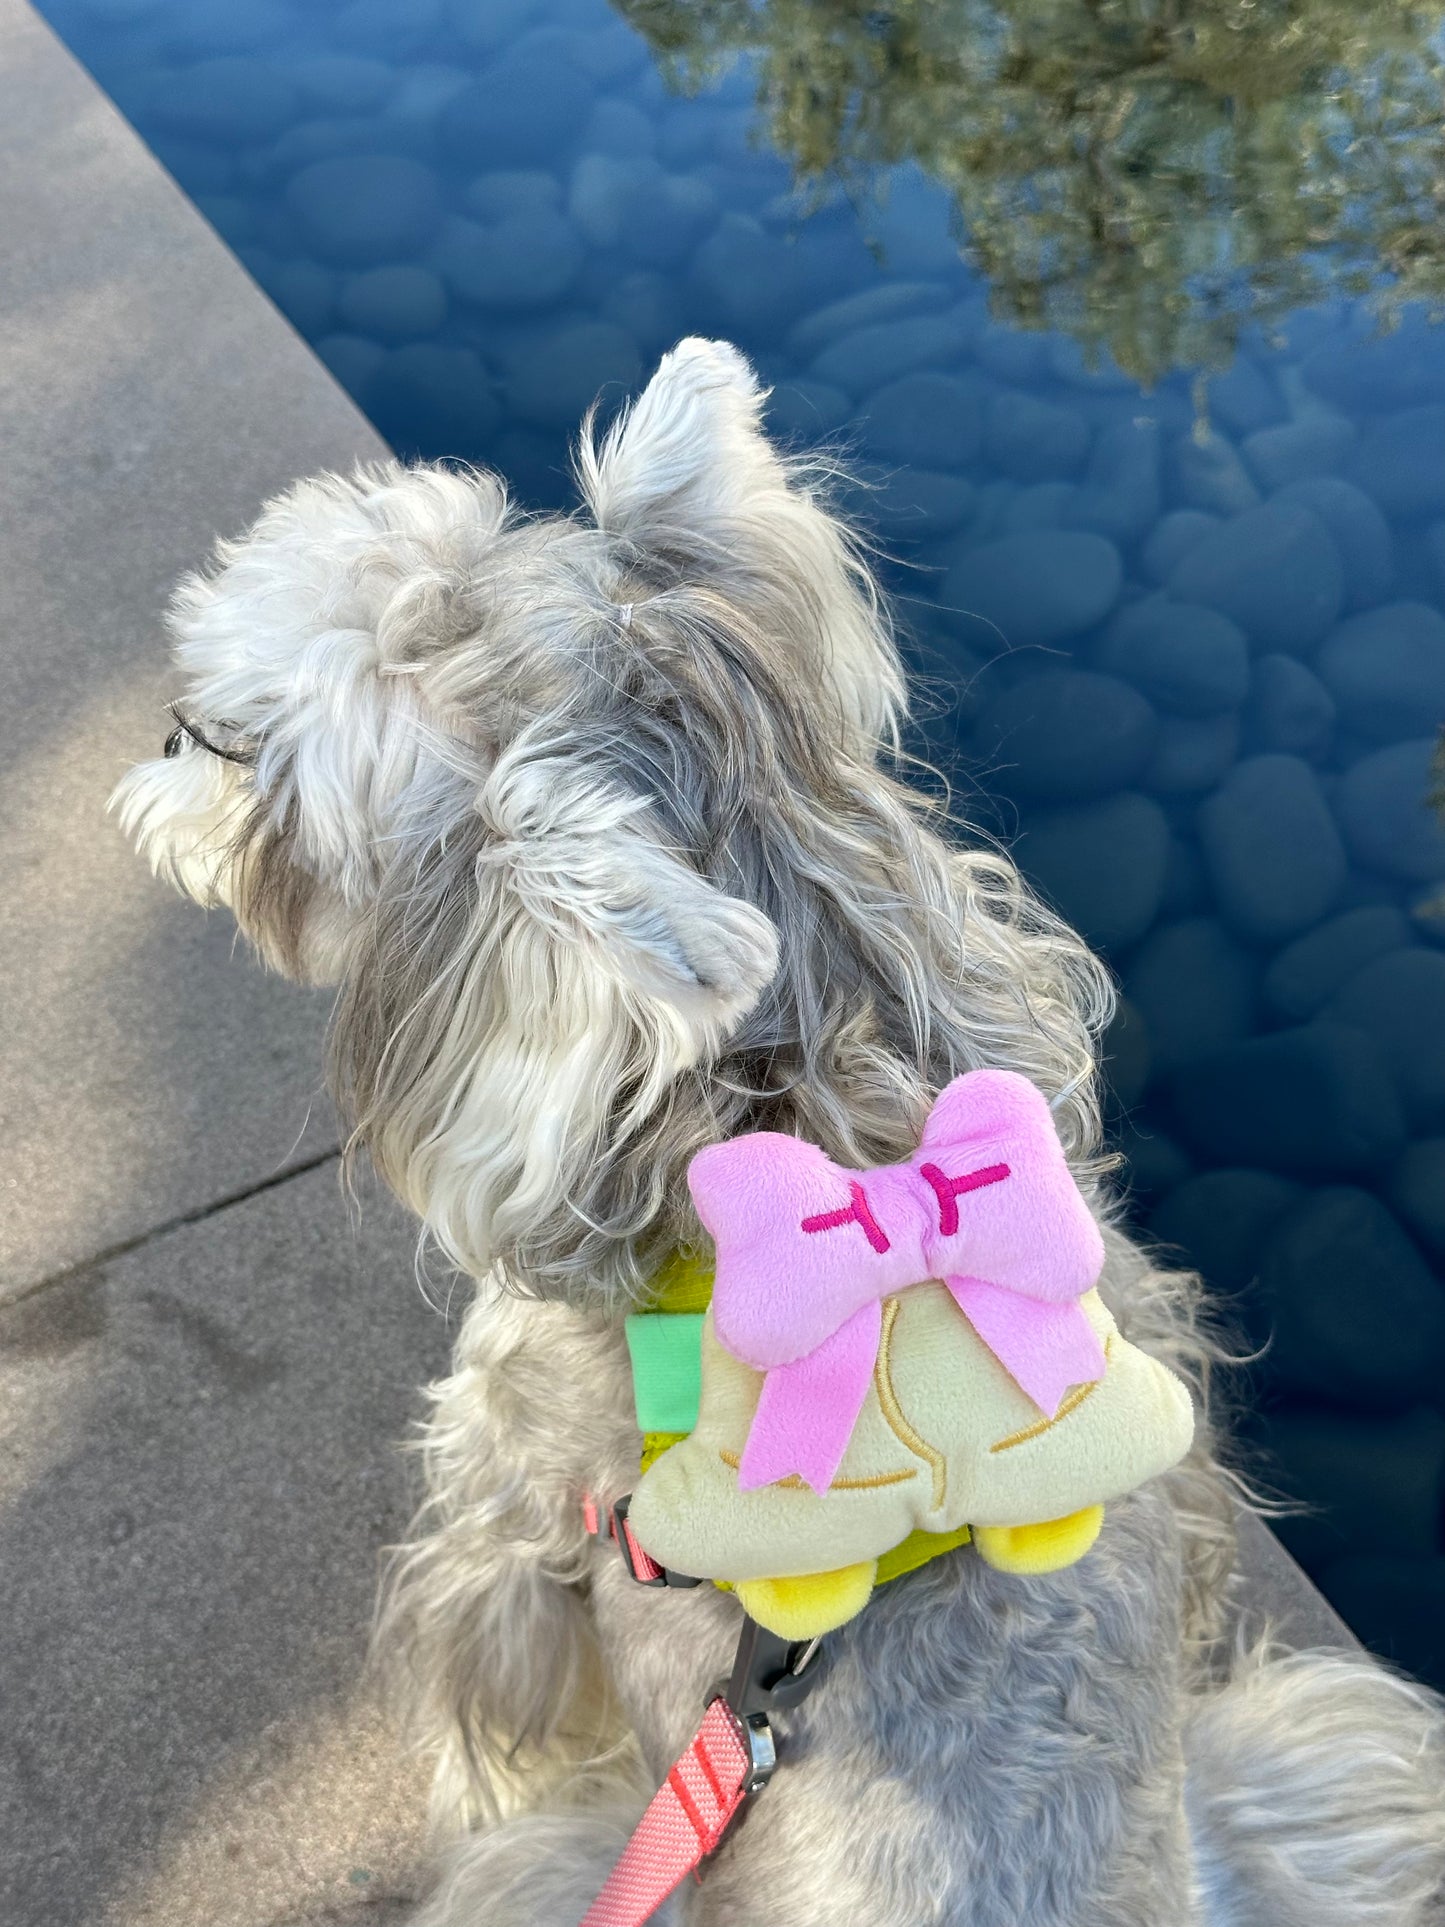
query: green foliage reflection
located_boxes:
[618,0,1445,383]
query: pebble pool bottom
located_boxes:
[33,0,1445,1689]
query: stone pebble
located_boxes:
[786,281,952,360]
[764,379,851,443]
[569,155,717,266]
[1322,948,1445,1127]
[810,313,970,396]
[1268,1406,1445,1569]
[337,0,445,59]
[1149,1167,1303,1292]
[1012,792,1169,952]
[147,134,236,196]
[1125,916,1257,1075]
[582,96,657,159]
[982,391,1090,483]
[1255,1187,1445,1405]
[263,113,433,175]
[463,171,563,219]
[943,530,1122,648]
[314,331,386,393]
[247,253,337,336]
[1388,1139,1445,1262]
[996,482,1074,534]
[285,154,442,267]
[1167,430,1261,516]
[1101,998,1151,1114]
[149,0,292,57]
[1048,337,1135,391]
[1319,1556,1445,1687]
[1351,405,1445,519]
[1143,713,1240,795]
[429,209,583,309]
[145,56,301,143]
[1207,356,1285,437]
[1166,1024,1406,1177]
[689,213,814,336]
[598,270,685,358]
[1109,1119,1193,1200]
[1263,906,1416,1020]
[1335,740,1445,882]
[1409,886,1445,948]
[500,319,642,431]
[1240,652,1336,758]
[337,264,446,340]
[1316,603,1445,743]
[1167,501,1345,654]
[381,62,474,132]
[289,54,395,112]
[975,325,1049,383]
[1096,597,1249,716]
[447,0,544,57]
[867,164,966,275]
[438,52,595,169]
[1062,418,1161,546]
[849,467,977,541]
[1140,510,1219,585]
[1241,416,1357,493]
[531,20,649,86]
[858,370,983,470]
[1159,835,1210,918]
[1272,477,1393,613]
[973,670,1156,802]
[1303,315,1445,412]
[1197,754,1346,944]
[364,341,500,455]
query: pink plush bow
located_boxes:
[688,1069,1107,1494]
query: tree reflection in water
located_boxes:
[619,0,1445,385]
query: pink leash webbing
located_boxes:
[578,1697,753,1926]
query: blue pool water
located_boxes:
[35,0,1445,1684]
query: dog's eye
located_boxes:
[165,704,256,767]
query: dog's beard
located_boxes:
[110,747,248,908]
[110,749,357,984]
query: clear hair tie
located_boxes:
[619,603,634,629]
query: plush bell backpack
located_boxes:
[580,1068,1194,1926]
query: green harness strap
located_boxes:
[623,1248,973,1588]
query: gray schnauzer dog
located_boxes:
[115,338,1445,1926]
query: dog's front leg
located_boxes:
[382,1285,643,1838]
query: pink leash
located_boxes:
[580,1497,826,1926]
[579,1697,754,1926]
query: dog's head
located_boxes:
[115,337,1107,1305]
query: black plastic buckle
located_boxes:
[709,1614,828,1796]
[611,1494,702,1589]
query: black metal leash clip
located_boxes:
[710,1614,828,1796]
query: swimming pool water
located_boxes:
[32,0,1445,1685]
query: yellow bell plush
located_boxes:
[627,1070,1194,1639]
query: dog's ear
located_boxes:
[480,748,779,1039]
[577,338,903,747]
[577,337,777,549]
[335,744,779,1288]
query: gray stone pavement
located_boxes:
[0,4,1351,1923]
[0,6,444,1923]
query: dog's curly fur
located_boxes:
[115,339,1445,1926]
